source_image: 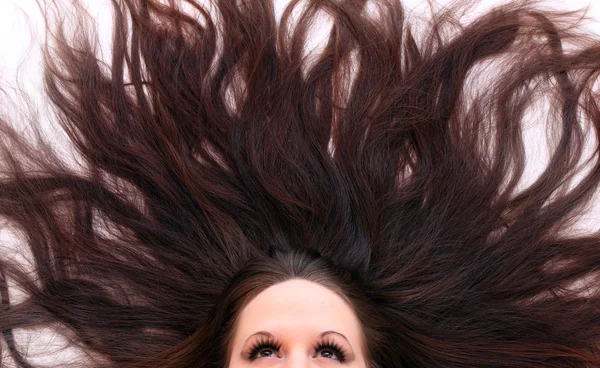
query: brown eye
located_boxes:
[247,340,282,361]
[314,341,347,362]
[319,349,339,359]
[256,348,276,357]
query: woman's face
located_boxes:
[228,279,367,367]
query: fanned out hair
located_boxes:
[1,0,600,366]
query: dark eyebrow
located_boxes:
[319,330,350,344]
[245,330,274,343]
[244,330,351,346]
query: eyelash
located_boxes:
[246,336,348,363]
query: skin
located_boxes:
[228,279,367,367]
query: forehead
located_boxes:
[234,279,362,339]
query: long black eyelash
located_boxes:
[314,338,347,363]
[246,337,282,361]
[246,337,348,363]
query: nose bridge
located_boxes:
[281,346,313,368]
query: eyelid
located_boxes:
[314,337,348,362]
[246,336,282,359]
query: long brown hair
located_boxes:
[127,248,389,368]
[1,0,600,367]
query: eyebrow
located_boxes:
[244,330,352,346]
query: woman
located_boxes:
[1,0,600,366]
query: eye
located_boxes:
[246,337,348,363]
[247,338,282,360]
[314,340,347,363]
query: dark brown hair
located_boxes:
[131,248,386,368]
[2,0,600,367]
